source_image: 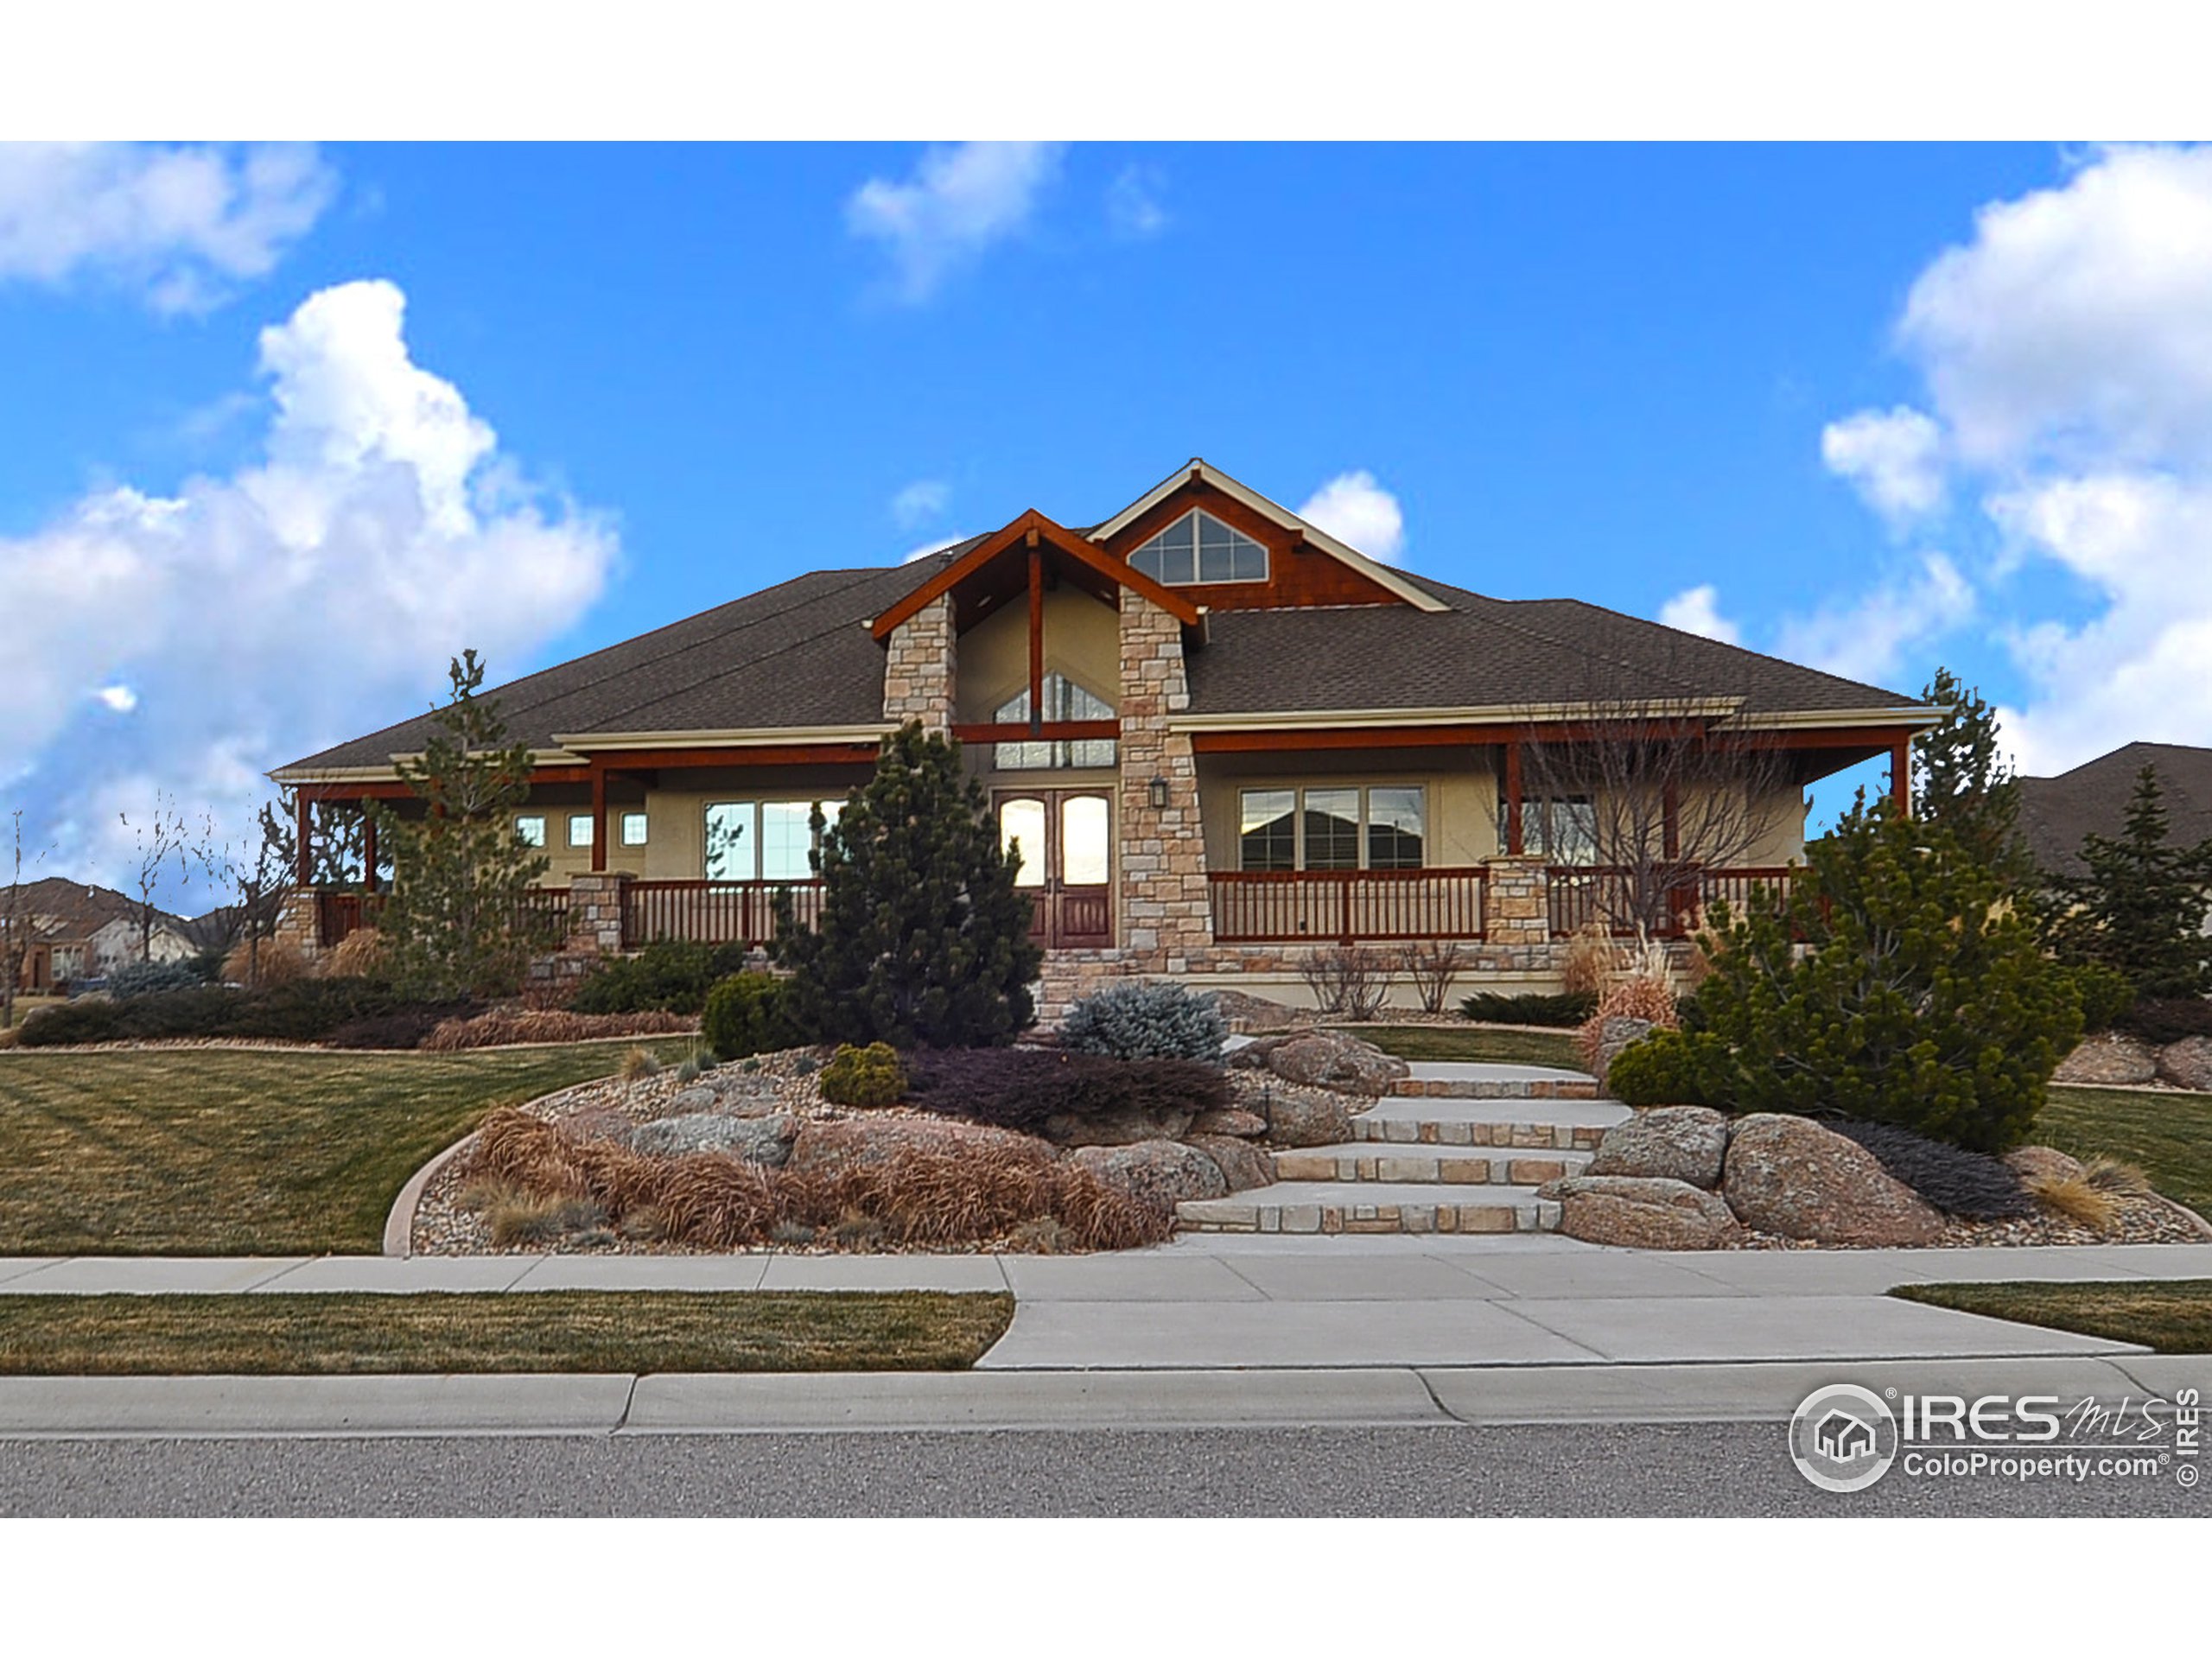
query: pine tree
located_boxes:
[1609,797,2084,1153]
[1913,666,2034,887]
[368,651,552,1000]
[2048,765,2212,1000]
[772,722,1041,1047]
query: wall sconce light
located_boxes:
[1147,775,1170,810]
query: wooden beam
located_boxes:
[1185,719,1713,753]
[572,744,882,771]
[1662,779,1681,860]
[1028,543,1045,738]
[360,812,378,893]
[295,791,312,887]
[1504,739,1524,856]
[589,760,608,874]
[1892,735,1911,816]
[869,508,1202,639]
[951,721,1119,744]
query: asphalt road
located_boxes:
[3,1425,2203,1516]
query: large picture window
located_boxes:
[703,799,846,880]
[994,673,1117,770]
[1509,792,1599,864]
[1128,509,1268,586]
[1238,785,1427,871]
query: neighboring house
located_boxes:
[271,460,1933,1006]
[2018,741,2212,937]
[1,877,195,988]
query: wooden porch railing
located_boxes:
[1207,868,1489,944]
[1546,865,1798,939]
[315,888,569,949]
[621,880,824,950]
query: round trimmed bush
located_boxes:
[702,971,794,1060]
[819,1041,905,1108]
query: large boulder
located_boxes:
[2004,1145,2085,1185]
[2157,1036,2212,1093]
[2053,1032,2160,1086]
[1206,990,1314,1033]
[1722,1114,1944,1246]
[1591,1016,1656,1097]
[628,1111,798,1166]
[1070,1140,1230,1211]
[1263,1033,1410,1096]
[1042,1103,1197,1147]
[703,1071,788,1114]
[1537,1174,1740,1250]
[1257,1088,1353,1148]
[1185,1133,1277,1193]
[1188,1107,1269,1138]
[1586,1105,1731,1188]
[785,1116,1049,1178]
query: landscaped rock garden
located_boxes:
[2052,1028,2212,1091]
[1541,1105,2212,1251]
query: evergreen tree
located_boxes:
[1610,796,2083,1153]
[773,722,1041,1047]
[1913,666,2034,887]
[2047,765,2212,1000]
[368,652,552,1000]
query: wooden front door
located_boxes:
[996,789,1115,949]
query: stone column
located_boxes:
[534,871,632,991]
[1116,596,1211,975]
[273,886,323,964]
[1478,854,1557,976]
[881,594,957,734]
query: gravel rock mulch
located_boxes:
[1719,1194,2208,1250]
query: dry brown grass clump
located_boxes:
[421,1008,695,1052]
[1575,969,1681,1072]
[1559,922,1618,998]
[2079,1155,2154,1196]
[321,927,388,980]
[222,937,309,988]
[618,1045,663,1082]
[2024,1171,2120,1232]
[464,1106,1173,1253]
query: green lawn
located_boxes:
[0,1290,1014,1374]
[1894,1281,2212,1354]
[1349,1024,1584,1070]
[0,1039,694,1255]
[2041,1084,2212,1217]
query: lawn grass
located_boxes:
[0,1039,695,1255]
[2041,1084,2212,1217]
[0,1290,1014,1375]
[1347,1024,1584,1070]
[1893,1280,2212,1355]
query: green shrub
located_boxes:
[1459,990,1598,1027]
[16,976,464,1048]
[818,1041,906,1108]
[17,998,124,1046]
[2069,962,2137,1033]
[1060,981,1226,1063]
[105,960,207,1000]
[702,971,794,1060]
[903,1047,1231,1135]
[570,938,753,1016]
[1609,800,2084,1154]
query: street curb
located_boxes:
[382,1130,480,1259]
[3,1355,2201,1439]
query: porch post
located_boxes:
[1503,739,1525,855]
[360,810,378,893]
[1027,539,1046,737]
[589,760,608,874]
[1662,779,1681,860]
[295,792,313,887]
[1891,735,1911,816]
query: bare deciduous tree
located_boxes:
[117,791,214,965]
[2,809,53,1030]
[1515,614,1799,939]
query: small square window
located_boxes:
[514,815,547,849]
[567,813,594,848]
[620,811,649,847]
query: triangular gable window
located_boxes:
[1128,509,1268,585]
[995,673,1117,770]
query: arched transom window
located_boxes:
[995,672,1117,770]
[1127,508,1268,586]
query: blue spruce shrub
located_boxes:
[1060,981,1227,1065]
[105,959,207,1000]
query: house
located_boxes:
[2020,741,2212,880]
[270,460,1933,1007]
[1,877,195,989]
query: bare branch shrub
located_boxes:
[1398,940,1468,1014]
[1299,944,1389,1020]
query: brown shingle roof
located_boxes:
[0,878,181,943]
[2018,741,2212,879]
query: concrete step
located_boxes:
[1396,1061,1600,1101]
[1350,1095,1633,1151]
[1176,1181,1562,1236]
[1269,1142,1593,1186]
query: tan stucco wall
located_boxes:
[954,587,1122,723]
[1197,747,1499,871]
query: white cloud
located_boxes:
[0,143,335,311]
[1106,165,1168,238]
[1772,552,1974,688]
[1821,405,1946,526]
[0,278,617,907]
[890,479,949,529]
[901,534,969,564]
[94,684,137,714]
[1296,470,1406,563]
[846,143,1066,302]
[1656,584,1741,644]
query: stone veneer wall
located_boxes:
[881,593,956,734]
[1115,595,1212,976]
[273,886,322,963]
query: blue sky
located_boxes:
[7,141,2209,907]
